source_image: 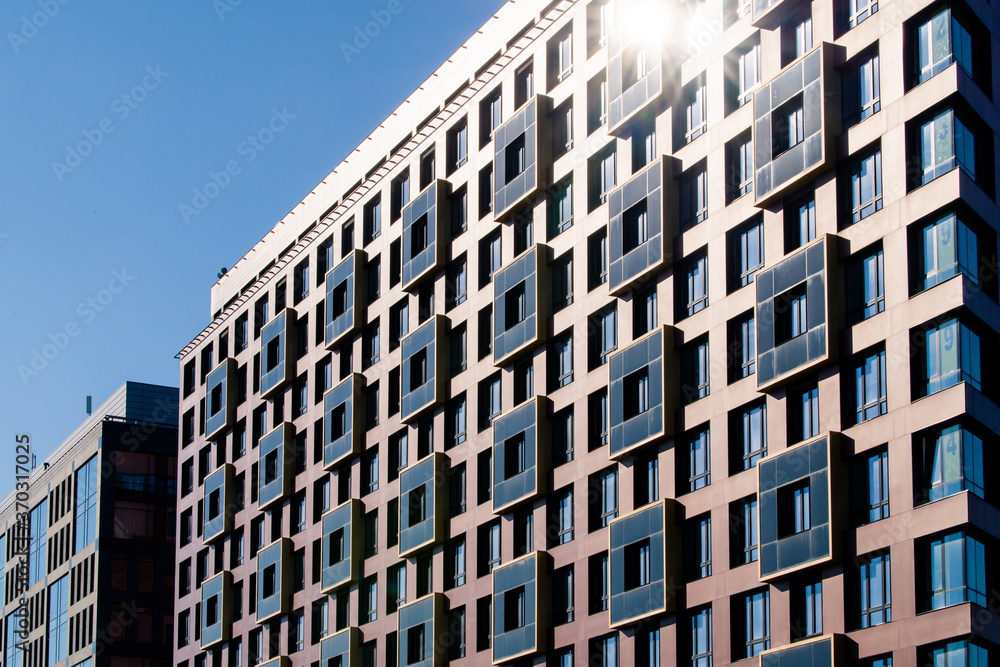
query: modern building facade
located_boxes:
[0,381,178,667]
[174,0,1000,665]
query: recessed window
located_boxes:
[623,367,651,421]
[408,486,427,526]
[858,551,891,628]
[412,214,429,255]
[680,162,708,229]
[844,50,881,126]
[778,479,812,538]
[587,69,609,134]
[264,450,279,485]
[504,282,527,331]
[504,134,527,185]
[845,145,882,225]
[851,348,887,424]
[774,283,808,345]
[684,73,707,144]
[848,0,877,29]
[613,200,649,261]
[914,7,974,85]
[262,564,277,598]
[503,434,526,480]
[515,61,534,109]
[727,132,754,202]
[503,586,526,632]
[447,117,468,173]
[917,108,976,186]
[915,422,985,504]
[623,539,652,591]
[409,349,428,392]
[772,95,805,158]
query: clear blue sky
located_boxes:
[0,0,506,494]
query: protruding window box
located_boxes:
[257,423,294,512]
[325,250,367,350]
[608,23,665,134]
[492,552,549,664]
[259,659,290,667]
[494,245,549,367]
[755,235,842,392]
[609,499,678,626]
[493,96,550,221]
[255,538,292,624]
[205,358,236,440]
[398,453,447,558]
[323,374,365,470]
[492,397,548,514]
[320,628,362,667]
[608,327,674,460]
[321,500,362,594]
[758,433,845,581]
[400,315,447,424]
[402,180,449,292]
[260,308,296,399]
[608,157,677,295]
[753,43,842,207]
[398,593,445,667]
[760,634,843,667]
[203,463,235,544]
[200,571,232,650]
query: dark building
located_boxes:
[0,381,178,667]
[175,0,1000,665]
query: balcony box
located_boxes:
[257,423,294,512]
[607,10,666,134]
[493,397,548,514]
[608,157,677,295]
[325,249,367,350]
[398,453,447,558]
[758,433,845,581]
[493,96,550,221]
[755,235,842,392]
[260,308,296,399]
[321,500,363,594]
[259,659,290,667]
[205,358,235,440]
[255,538,292,624]
[323,374,365,470]
[609,499,678,626]
[492,552,549,664]
[320,629,362,667]
[761,634,844,666]
[398,593,445,667]
[402,180,449,292]
[494,244,549,367]
[203,463,235,544]
[400,315,447,424]
[200,571,232,649]
[753,43,842,207]
[608,326,674,459]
